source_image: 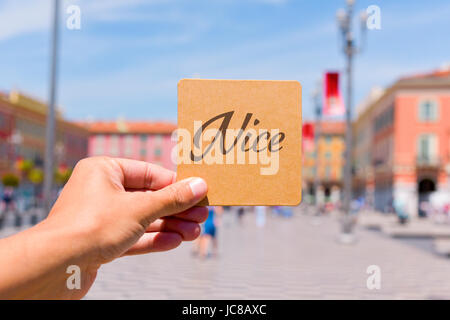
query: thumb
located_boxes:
[131,177,208,225]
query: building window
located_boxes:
[124,135,133,157]
[417,133,438,163]
[325,166,331,179]
[374,106,394,133]
[153,135,163,159]
[110,134,119,156]
[140,135,147,157]
[15,118,45,137]
[155,134,163,146]
[324,151,332,159]
[336,168,342,180]
[418,99,438,122]
[95,135,104,155]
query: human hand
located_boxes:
[0,157,207,299]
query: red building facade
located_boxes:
[353,68,450,216]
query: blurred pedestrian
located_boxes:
[394,197,409,225]
[444,203,450,223]
[281,206,293,218]
[237,206,245,224]
[255,206,266,227]
[419,201,431,218]
[199,206,222,258]
[0,187,18,228]
[271,206,281,216]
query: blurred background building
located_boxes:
[79,120,176,170]
[352,86,385,208]
[0,90,89,176]
[302,121,345,205]
[352,67,450,217]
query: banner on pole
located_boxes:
[323,72,344,116]
[302,122,315,152]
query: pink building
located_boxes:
[80,120,177,170]
[353,68,450,216]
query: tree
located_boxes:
[2,173,20,188]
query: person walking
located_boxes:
[255,206,266,227]
[0,187,17,229]
[199,206,222,258]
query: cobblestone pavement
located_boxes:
[2,207,450,299]
[85,207,450,299]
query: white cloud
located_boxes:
[382,1,450,29]
[0,0,52,41]
[57,18,335,119]
[0,0,178,41]
[2,0,448,122]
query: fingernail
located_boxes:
[188,178,207,198]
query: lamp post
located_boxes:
[43,0,60,214]
[336,0,367,241]
[312,82,322,208]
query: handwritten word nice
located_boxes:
[172,111,285,175]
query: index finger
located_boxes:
[114,158,176,190]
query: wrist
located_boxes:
[0,217,100,299]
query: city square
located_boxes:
[54,207,450,300]
[0,0,449,302]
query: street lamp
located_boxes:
[43,0,60,214]
[336,0,367,243]
[311,82,322,208]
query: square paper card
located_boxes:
[176,79,302,206]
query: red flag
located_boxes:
[323,72,344,116]
[302,123,315,152]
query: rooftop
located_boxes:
[397,65,450,87]
[303,121,345,135]
[401,65,450,80]
[79,120,177,134]
[354,66,450,123]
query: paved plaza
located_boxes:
[87,207,450,299]
[1,207,450,299]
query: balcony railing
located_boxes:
[416,155,440,167]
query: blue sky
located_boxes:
[0,0,449,122]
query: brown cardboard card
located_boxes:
[176,79,302,206]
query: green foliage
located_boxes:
[28,168,44,185]
[16,159,34,172]
[2,173,20,188]
[55,168,73,185]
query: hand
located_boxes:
[0,157,208,299]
